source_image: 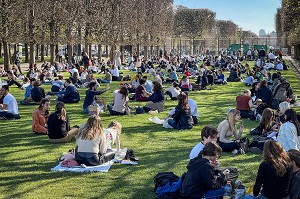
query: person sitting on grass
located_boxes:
[189,126,218,160]
[57,79,80,103]
[277,109,300,151]
[236,89,257,120]
[47,101,79,143]
[288,149,300,199]
[143,81,165,113]
[107,87,129,116]
[167,92,193,130]
[243,140,292,199]
[82,82,109,114]
[20,78,35,104]
[180,75,191,91]
[74,115,115,166]
[31,80,46,103]
[99,68,112,84]
[134,79,149,102]
[32,98,50,135]
[165,69,178,83]
[165,81,181,100]
[180,142,229,198]
[217,109,245,154]
[0,85,20,119]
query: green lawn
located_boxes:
[0,62,299,198]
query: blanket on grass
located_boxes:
[51,160,114,173]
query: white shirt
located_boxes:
[277,121,300,151]
[3,93,18,114]
[110,68,119,77]
[268,53,275,60]
[165,86,181,98]
[169,98,199,117]
[70,68,79,76]
[189,142,204,159]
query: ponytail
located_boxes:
[58,107,67,122]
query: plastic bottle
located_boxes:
[223,180,232,199]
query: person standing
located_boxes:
[14,51,22,74]
[0,85,20,119]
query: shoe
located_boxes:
[231,149,239,155]
[240,138,249,153]
[148,110,158,114]
[249,147,262,154]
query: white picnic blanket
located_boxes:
[51,160,114,173]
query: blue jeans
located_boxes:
[0,112,20,119]
[203,187,225,199]
[243,194,268,199]
[100,79,111,84]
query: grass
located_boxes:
[0,61,300,199]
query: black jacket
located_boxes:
[47,111,70,139]
[31,87,45,102]
[180,157,225,198]
[173,106,193,129]
[257,86,272,104]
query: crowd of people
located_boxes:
[0,48,300,199]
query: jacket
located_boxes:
[173,106,193,129]
[180,157,225,198]
[257,86,272,104]
[47,111,70,139]
[32,109,48,134]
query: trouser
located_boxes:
[7,80,22,88]
[168,119,193,130]
[48,128,79,143]
[16,63,22,74]
[165,91,177,100]
[107,104,126,115]
[203,187,225,199]
[0,112,20,119]
[75,149,115,166]
[217,140,240,152]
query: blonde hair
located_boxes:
[76,115,103,140]
[227,109,240,132]
[279,101,290,114]
[108,121,122,135]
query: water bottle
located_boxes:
[223,180,232,199]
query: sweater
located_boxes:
[254,161,292,199]
[278,121,300,151]
[83,89,107,109]
[172,105,193,129]
[76,132,106,155]
[148,91,164,103]
[180,157,225,198]
[47,111,70,139]
[32,109,48,134]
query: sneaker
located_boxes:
[148,110,158,114]
[249,147,262,154]
[231,149,239,155]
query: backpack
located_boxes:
[153,172,184,199]
[273,82,290,102]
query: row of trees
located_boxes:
[276,0,300,58]
[0,0,173,70]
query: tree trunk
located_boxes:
[120,46,124,63]
[8,43,12,64]
[97,44,102,59]
[24,43,29,63]
[14,44,17,54]
[109,45,115,62]
[50,44,55,65]
[0,42,2,58]
[36,44,39,60]
[55,45,59,55]
[136,44,140,57]
[46,44,49,56]
[67,44,72,63]
[29,43,35,64]
[129,45,133,56]
[156,46,159,57]
[150,45,153,57]
[105,45,108,58]
[88,44,92,58]
[144,45,148,60]
[3,40,10,71]
[41,44,45,62]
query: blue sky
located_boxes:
[173,0,281,35]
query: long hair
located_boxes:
[263,140,290,177]
[38,98,50,116]
[56,101,67,122]
[152,81,163,92]
[284,109,300,136]
[119,87,128,98]
[76,115,103,140]
[260,108,274,130]
[177,92,189,110]
[226,109,240,132]
[108,121,122,135]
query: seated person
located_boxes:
[128,74,141,93]
[31,80,45,102]
[180,142,229,198]
[21,78,35,104]
[179,75,191,91]
[165,81,181,100]
[257,80,272,105]
[165,91,199,125]
[143,81,165,113]
[165,69,178,83]
[0,85,21,119]
[236,89,257,119]
[244,72,254,86]
[70,72,82,88]
[74,115,115,166]
[108,87,129,116]
[99,69,112,83]
[214,70,226,84]
[51,75,64,93]
[110,65,122,81]
[189,126,218,160]
[104,121,122,154]
[6,71,22,88]
[134,79,149,102]
[83,82,109,113]
[227,68,240,82]
[32,99,50,134]
[47,101,79,143]
[288,149,300,199]
[143,76,153,93]
[243,140,292,199]
[217,109,245,153]
[167,93,193,130]
[57,79,80,103]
